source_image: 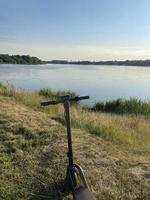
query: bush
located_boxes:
[39,88,77,99]
[91,98,150,115]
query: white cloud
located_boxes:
[0,41,150,61]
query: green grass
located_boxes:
[91,98,150,115]
[0,83,150,199]
[72,110,150,155]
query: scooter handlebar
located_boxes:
[72,96,90,101]
[40,100,60,106]
[40,95,90,106]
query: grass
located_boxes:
[74,111,150,156]
[0,83,150,199]
[91,98,150,115]
[39,88,77,98]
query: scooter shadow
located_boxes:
[29,179,71,200]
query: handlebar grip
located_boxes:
[40,100,58,106]
[73,96,90,101]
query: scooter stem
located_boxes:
[64,100,73,167]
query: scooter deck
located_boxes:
[74,186,95,200]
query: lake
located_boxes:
[0,63,150,105]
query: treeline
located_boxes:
[1,54,150,66]
[0,54,44,64]
[48,59,150,66]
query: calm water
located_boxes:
[0,63,150,105]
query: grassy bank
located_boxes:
[0,84,150,200]
[90,98,150,115]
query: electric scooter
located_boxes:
[41,95,95,200]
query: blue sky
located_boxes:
[0,0,150,60]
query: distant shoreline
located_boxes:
[1,54,150,67]
[48,60,150,67]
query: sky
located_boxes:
[0,0,150,61]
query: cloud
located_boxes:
[0,41,150,61]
